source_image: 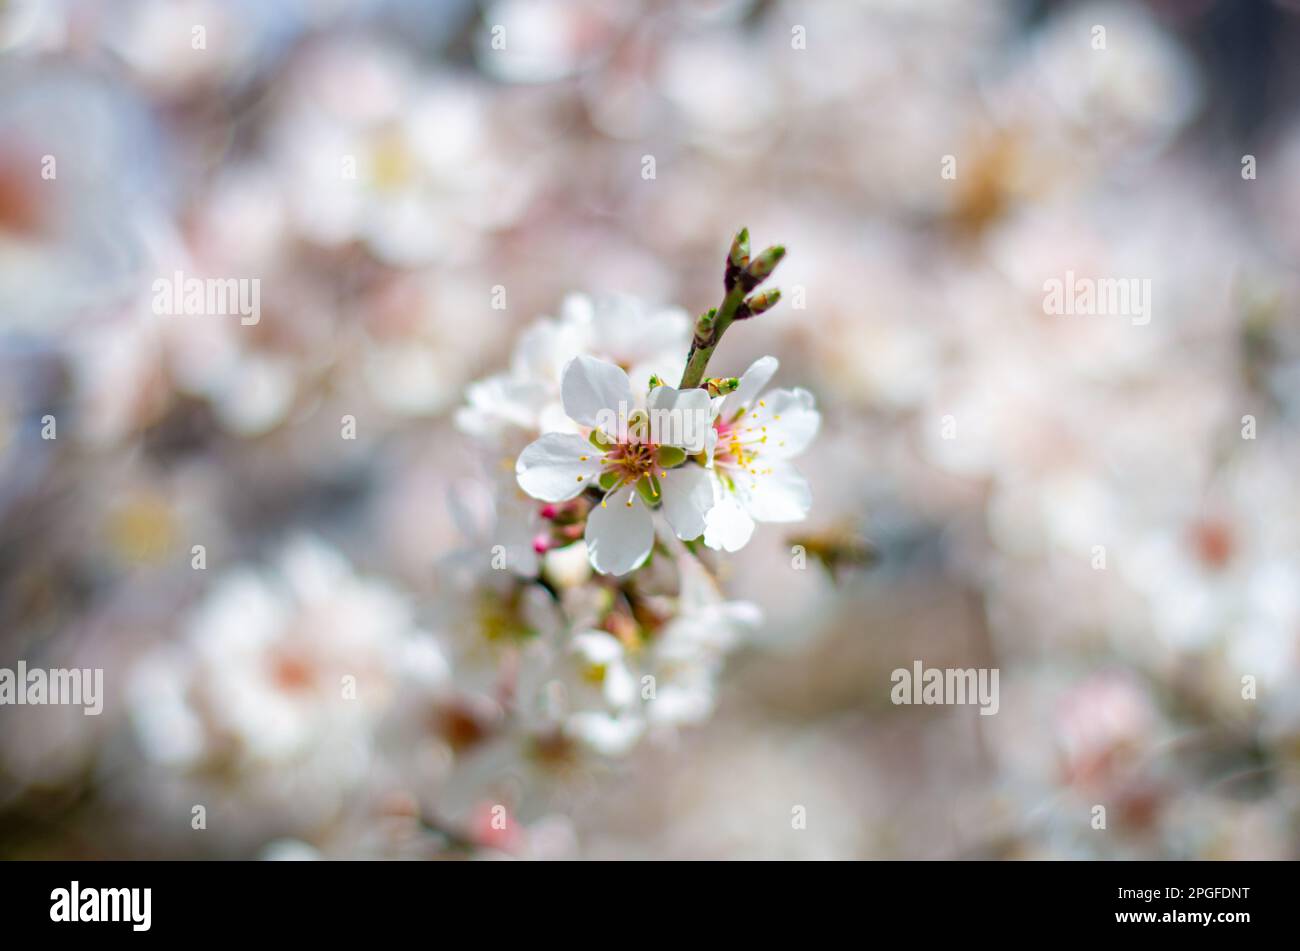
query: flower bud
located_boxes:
[743,288,781,316]
[745,245,785,282]
[728,227,750,268]
[693,308,717,346]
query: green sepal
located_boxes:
[635,474,661,506]
[656,445,687,468]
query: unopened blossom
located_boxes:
[515,355,715,575]
[702,356,820,552]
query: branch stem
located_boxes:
[679,282,747,390]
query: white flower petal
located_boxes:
[565,711,644,755]
[675,548,726,612]
[512,318,586,384]
[571,630,625,665]
[565,631,638,709]
[455,373,546,436]
[599,299,689,357]
[515,432,603,502]
[561,355,634,429]
[559,292,595,328]
[658,465,714,541]
[602,661,638,708]
[537,400,578,435]
[647,385,713,451]
[703,491,755,552]
[585,490,655,575]
[646,671,716,726]
[279,536,351,602]
[757,387,820,459]
[725,355,779,420]
[739,462,812,523]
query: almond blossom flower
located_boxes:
[554,630,645,756]
[515,355,715,576]
[643,552,761,729]
[702,356,820,552]
[129,537,448,771]
[455,293,690,445]
[125,537,450,848]
[268,39,529,267]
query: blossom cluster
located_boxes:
[471,310,819,575]
[2,0,1298,861]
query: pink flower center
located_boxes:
[712,413,768,472]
